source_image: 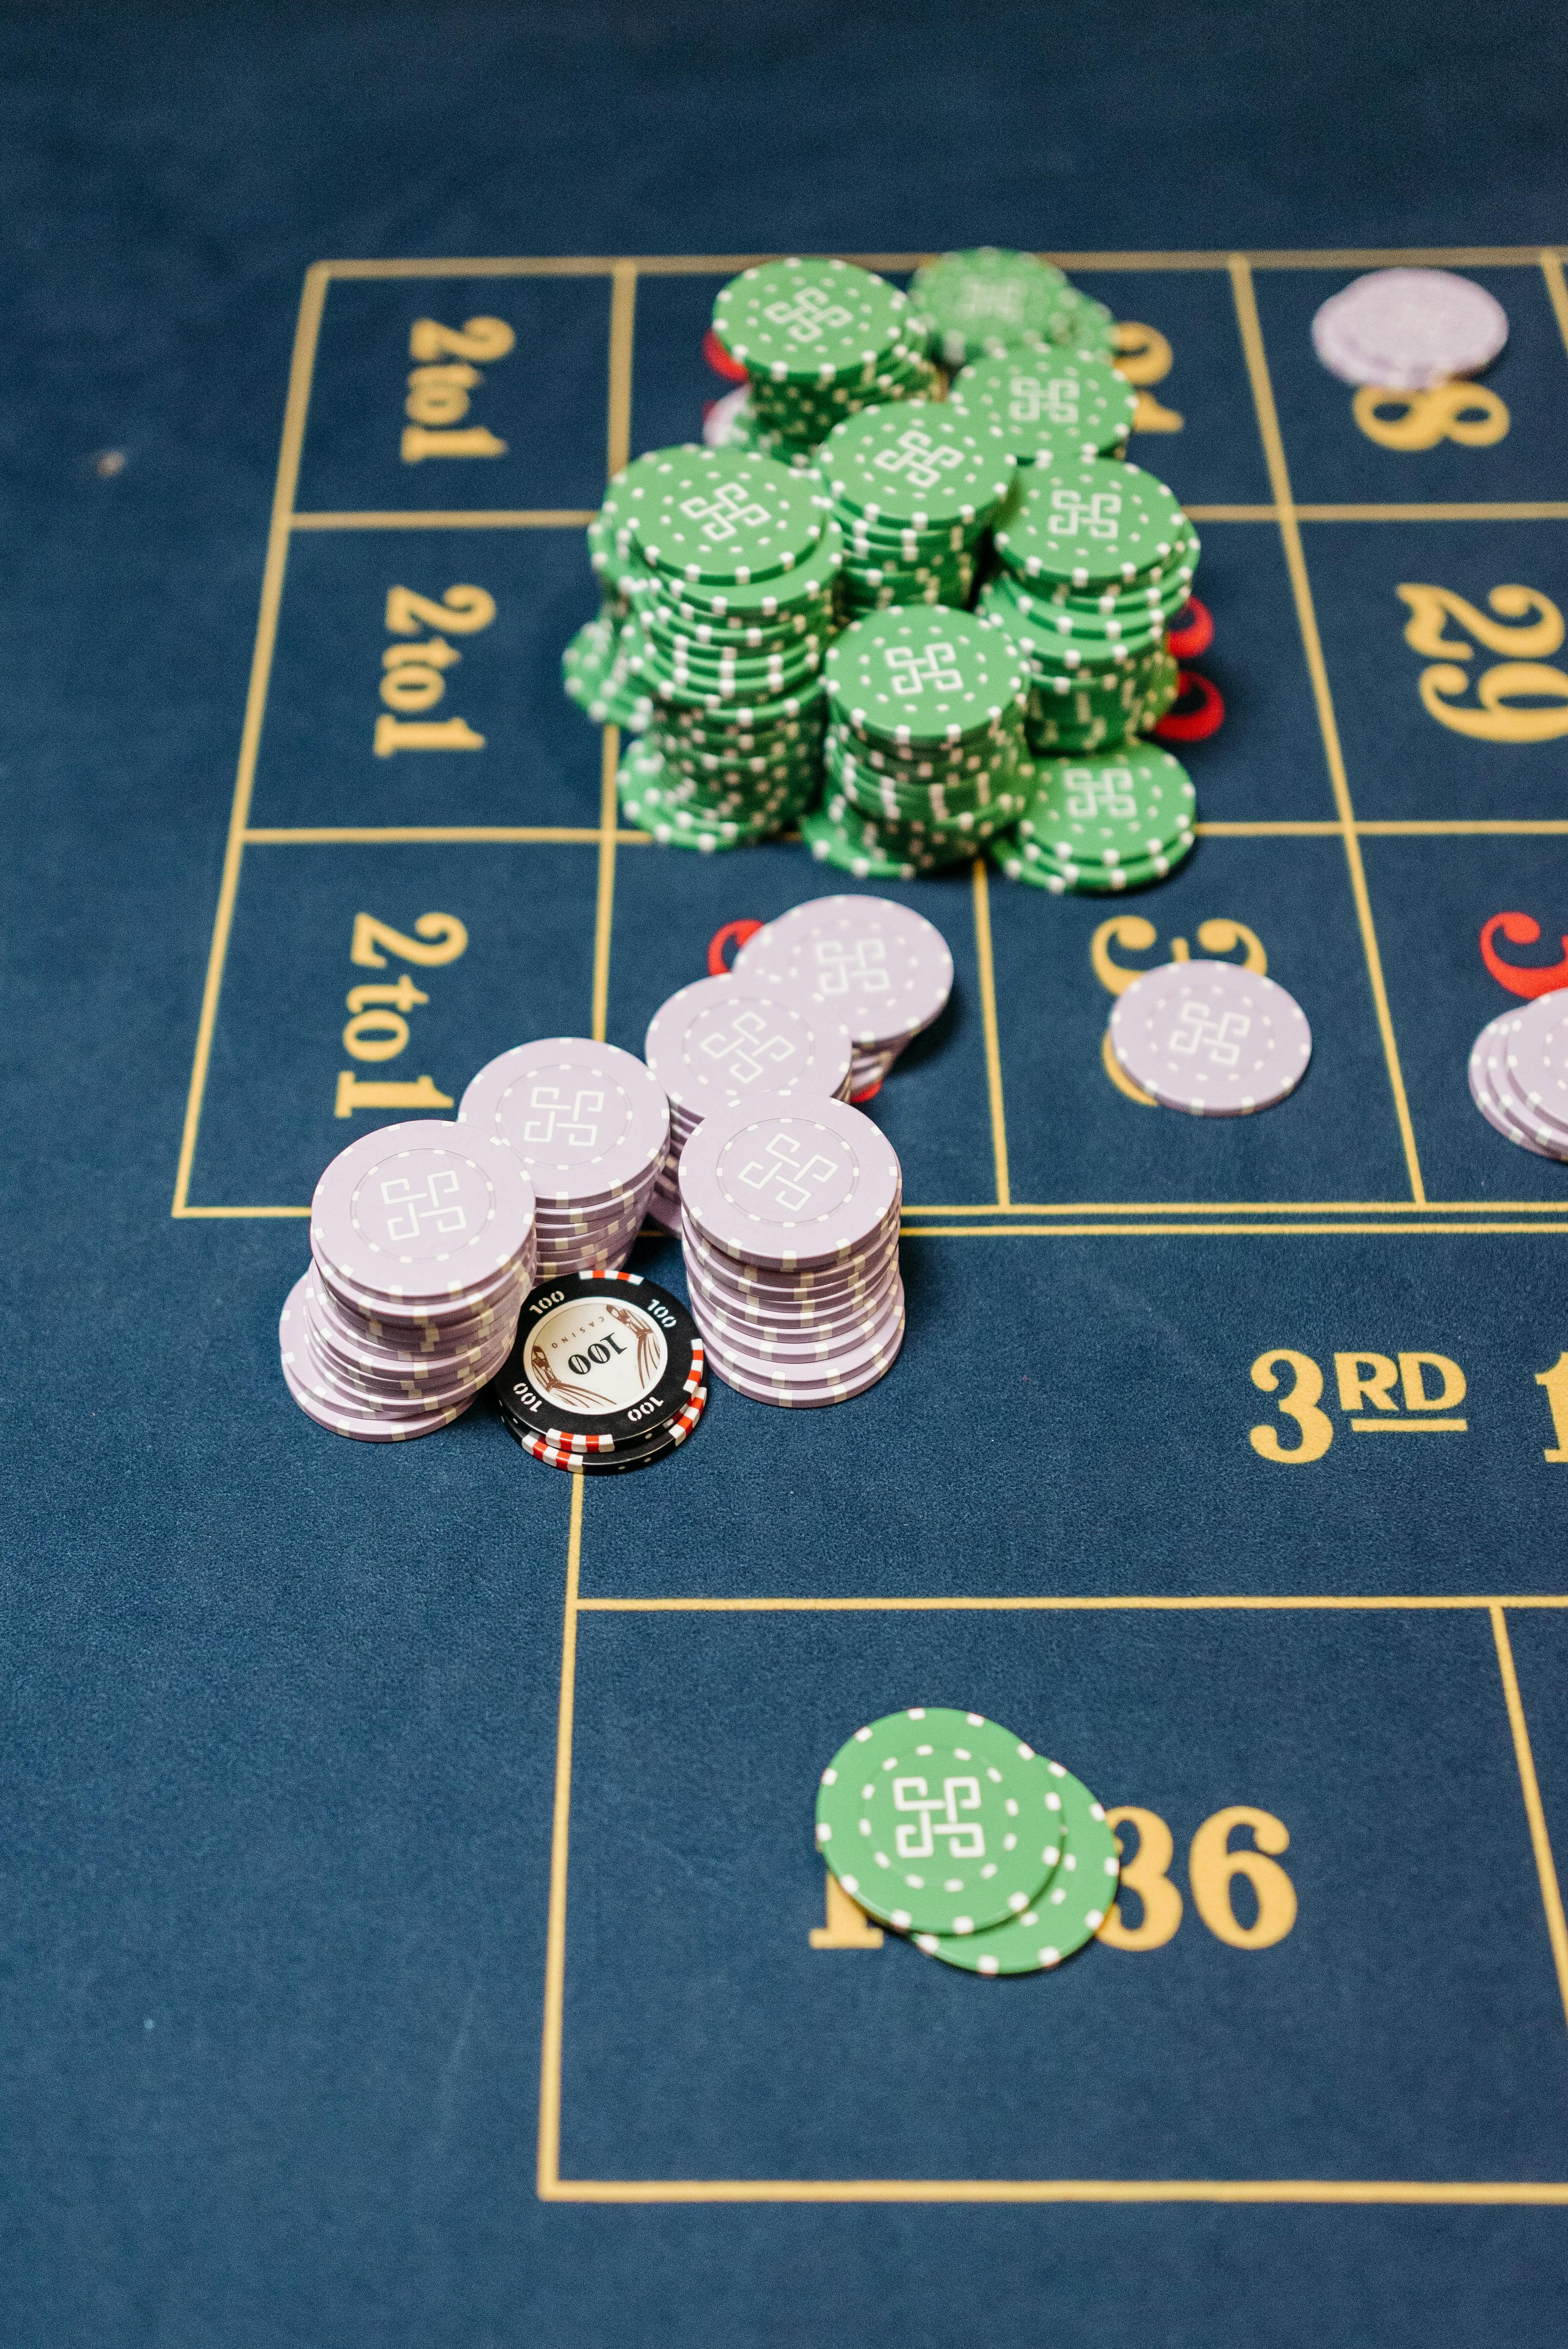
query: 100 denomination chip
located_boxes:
[496,1271,703,1448]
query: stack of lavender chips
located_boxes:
[458,1038,669,1277]
[279,1120,538,1441]
[1470,992,1568,1159]
[732,892,954,1100]
[642,973,854,1232]
[678,1090,905,1408]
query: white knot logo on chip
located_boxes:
[357,1149,491,1258]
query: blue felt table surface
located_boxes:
[5,6,1568,2344]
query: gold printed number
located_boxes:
[1187,1808,1298,1949]
[1113,322,1183,432]
[386,585,497,635]
[1354,381,1509,450]
[1535,1353,1568,1463]
[1249,1349,1335,1463]
[1096,1808,1184,1950]
[1397,584,1568,743]
[809,1874,884,1949]
[409,316,516,363]
[350,911,468,969]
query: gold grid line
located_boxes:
[1229,255,1425,1205]
[970,858,1010,1206]
[290,509,595,529]
[1540,251,1568,363]
[318,247,1567,280]
[1492,1604,1568,2035]
[539,1583,1568,2201]
[171,260,328,1217]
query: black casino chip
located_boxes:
[494,1271,704,1452]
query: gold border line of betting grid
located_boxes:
[317,247,1567,277]
[538,1585,1568,2201]
[171,260,329,1217]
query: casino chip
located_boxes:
[280,1119,539,1441]
[912,1757,1121,1975]
[732,893,953,1097]
[818,402,1015,620]
[992,746,1198,896]
[495,1271,706,1470]
[1469,995,1568,1159]
[458,1037,669,1279]
[678,1088,904,1407]
[908,248,1117,371]
[643,971,854,1226]
[1311,268,1508,391]
[947,347,1139,468]
[1109,960,1312,1115]
[814,1708,1063,1935]
[711,258,934,468]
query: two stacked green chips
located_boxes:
[561,447,693,732]
[710,258,934,468]
[613,447,840,851]
[818,401,1015,618]
[979,456,1194,755]
[909,246,1117,372]
[990,744,1198,895]
[808,606,1031,878]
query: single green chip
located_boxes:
[713,258,916,388]
[910,247,1069,368]
[993,459,1187,590]
[822,403,1015,528]
[949,350,1139,463]
[632,450,827,586]
[911,1757,1121,1974]
[827,607,1026,745]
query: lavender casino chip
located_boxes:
[310,1120,538,1303]
[732,894,953,1055]
[644,974,854,1126]
[1109,960,1311,1117]
[458,1038,669,1206]
[677,1089,902,1269]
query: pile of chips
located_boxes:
[711,258,933,468]
[642,972,854,1232]
[279,1120,539,1441]
[614,447,839,850]
[947,344,1138,467]
[1107,960,1312,1115]
[817,401,1015,618]
[815,1708,1121,1975]
[561,449,682,732]
[457,1038,669,1278]
[990,744,1197,896]
[1311,267,1508,391]
[809,605,1032,880]
[493,1269,708,1474]
[910,247,1116,371]
[979,457,1191,755]
[732,894,954,1099]
[1470,993,1568,1159]
[679,1089,904,1407]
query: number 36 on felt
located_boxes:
[813,1804,1296,1953]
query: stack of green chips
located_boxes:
[979,457,1194,755]
[947,346,1139,466]
[818,401,1015,617]
[808,606,1031,878]
[990,744,1198,894]
[910,247,1118,371]
[711,259,933,468]
[613,447,840,851]
[563,447,698,731]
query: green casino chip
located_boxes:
[912,1757,1121,1974]
[814,1708,1062,1935]
[827,607,1026,745]
[1016,746,1196,867]
[821,403,1015,528]
[634,450,827,585]
[994,458,1187,590]
[713,258,919,389]
[910,247,1070,369]
[948,348,1139,464]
